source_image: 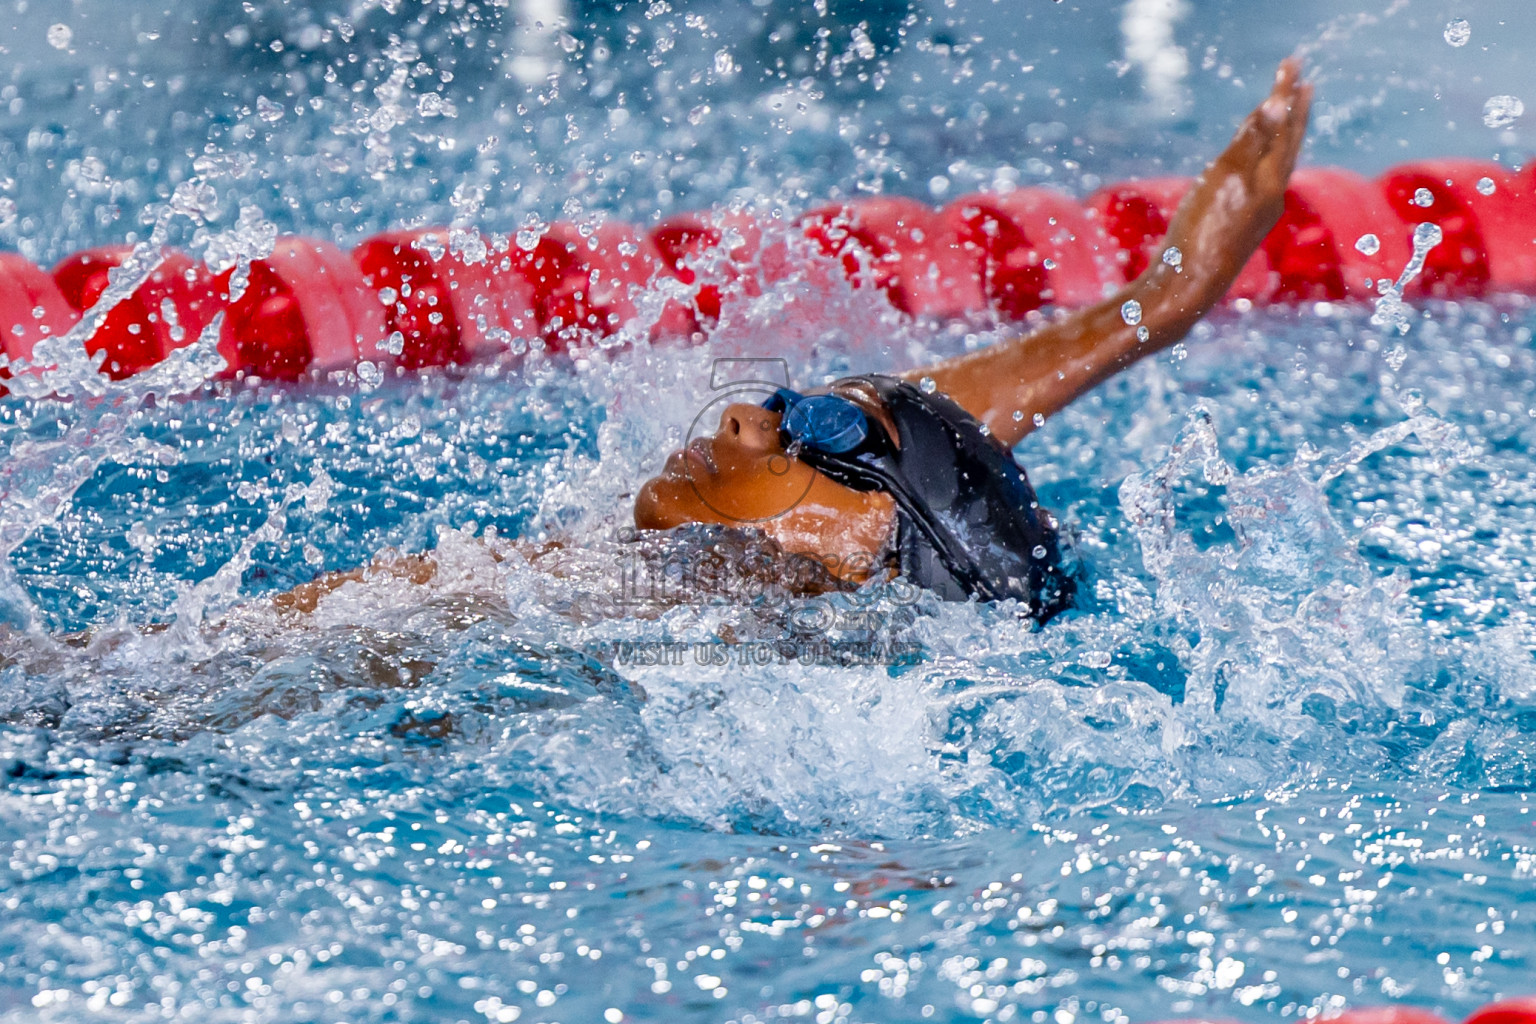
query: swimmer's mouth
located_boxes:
[683,438,717,474]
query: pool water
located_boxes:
[3,1,1535,1021]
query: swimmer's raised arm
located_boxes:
[910,56,1312,447]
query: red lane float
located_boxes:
[1087,176,1194,282]
[1144,1000,1535,1024]
[509,221,693,348]
[4,157,1536,392]
[800,197,984,318]
[353,230,536,369]
[941,188,1110,317]
[216,237,389,380]
[1379,160,1536,296]
[1320,1007,1450,1024]
[1262,167,1413,301]
[1461,998,1536,1024]
[0,252,79,371]
[52,247,219,379]
[1087,176,1275,301]
[651,210,781,323]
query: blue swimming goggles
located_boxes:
[761,387,876,456]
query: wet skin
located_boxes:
[634,58,1313,580]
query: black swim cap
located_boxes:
[790,374,1074,620]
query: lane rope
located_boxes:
[2,159,1532,388]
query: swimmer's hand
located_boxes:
[269,534,564,615]
[272,551,438,615]
[912,56,1312,446]
[1159,55,1312,315]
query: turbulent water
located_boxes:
[3,1,1536,1022]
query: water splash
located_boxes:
[1370,221,1442,334]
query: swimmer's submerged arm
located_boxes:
[908,57,1312,449]
[270,535,563,615]
[271,550,439,614]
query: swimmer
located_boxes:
[278,57,1312,620]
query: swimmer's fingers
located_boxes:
[1228,57,1309,197]
[1220,59,1300,178]
[1256,59,1311,191]
[1276,79,1313,181]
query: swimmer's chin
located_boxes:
[633,474,691,531]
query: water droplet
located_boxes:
[1355,233,1380,256]
[1443,18,1470,46]
[1032,412,1045,427]
[46,23,72,49]
[169,180,219,223]
[1120,299,1142,326]
[1080,649,1112,669]
[357,361,383,389]
[1041,257,1056,270]
[919,376,937,394]
[1414,222,1444,249]
[449,228,487,265]
[1412,187,1435,208]
[1170,342,1188,361]
[1161,246,1182,269]
[1012,410,1025,422]
[1385,344,1408,371]
[851,26,876,60]
[1477,176,1497,196]
[256,96,285,123]
[1032,544,1049,560]
[382,331,406,356]
[1483,95,1524,129]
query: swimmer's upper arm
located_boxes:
[909,56,1312,448]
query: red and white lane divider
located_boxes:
[2,158,1533,391]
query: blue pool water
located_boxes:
[3,1,1536,1021]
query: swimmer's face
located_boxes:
[634,398,896,582]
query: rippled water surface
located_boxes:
[3,1,1536,1021]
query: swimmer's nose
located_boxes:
[719,402,782,453]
